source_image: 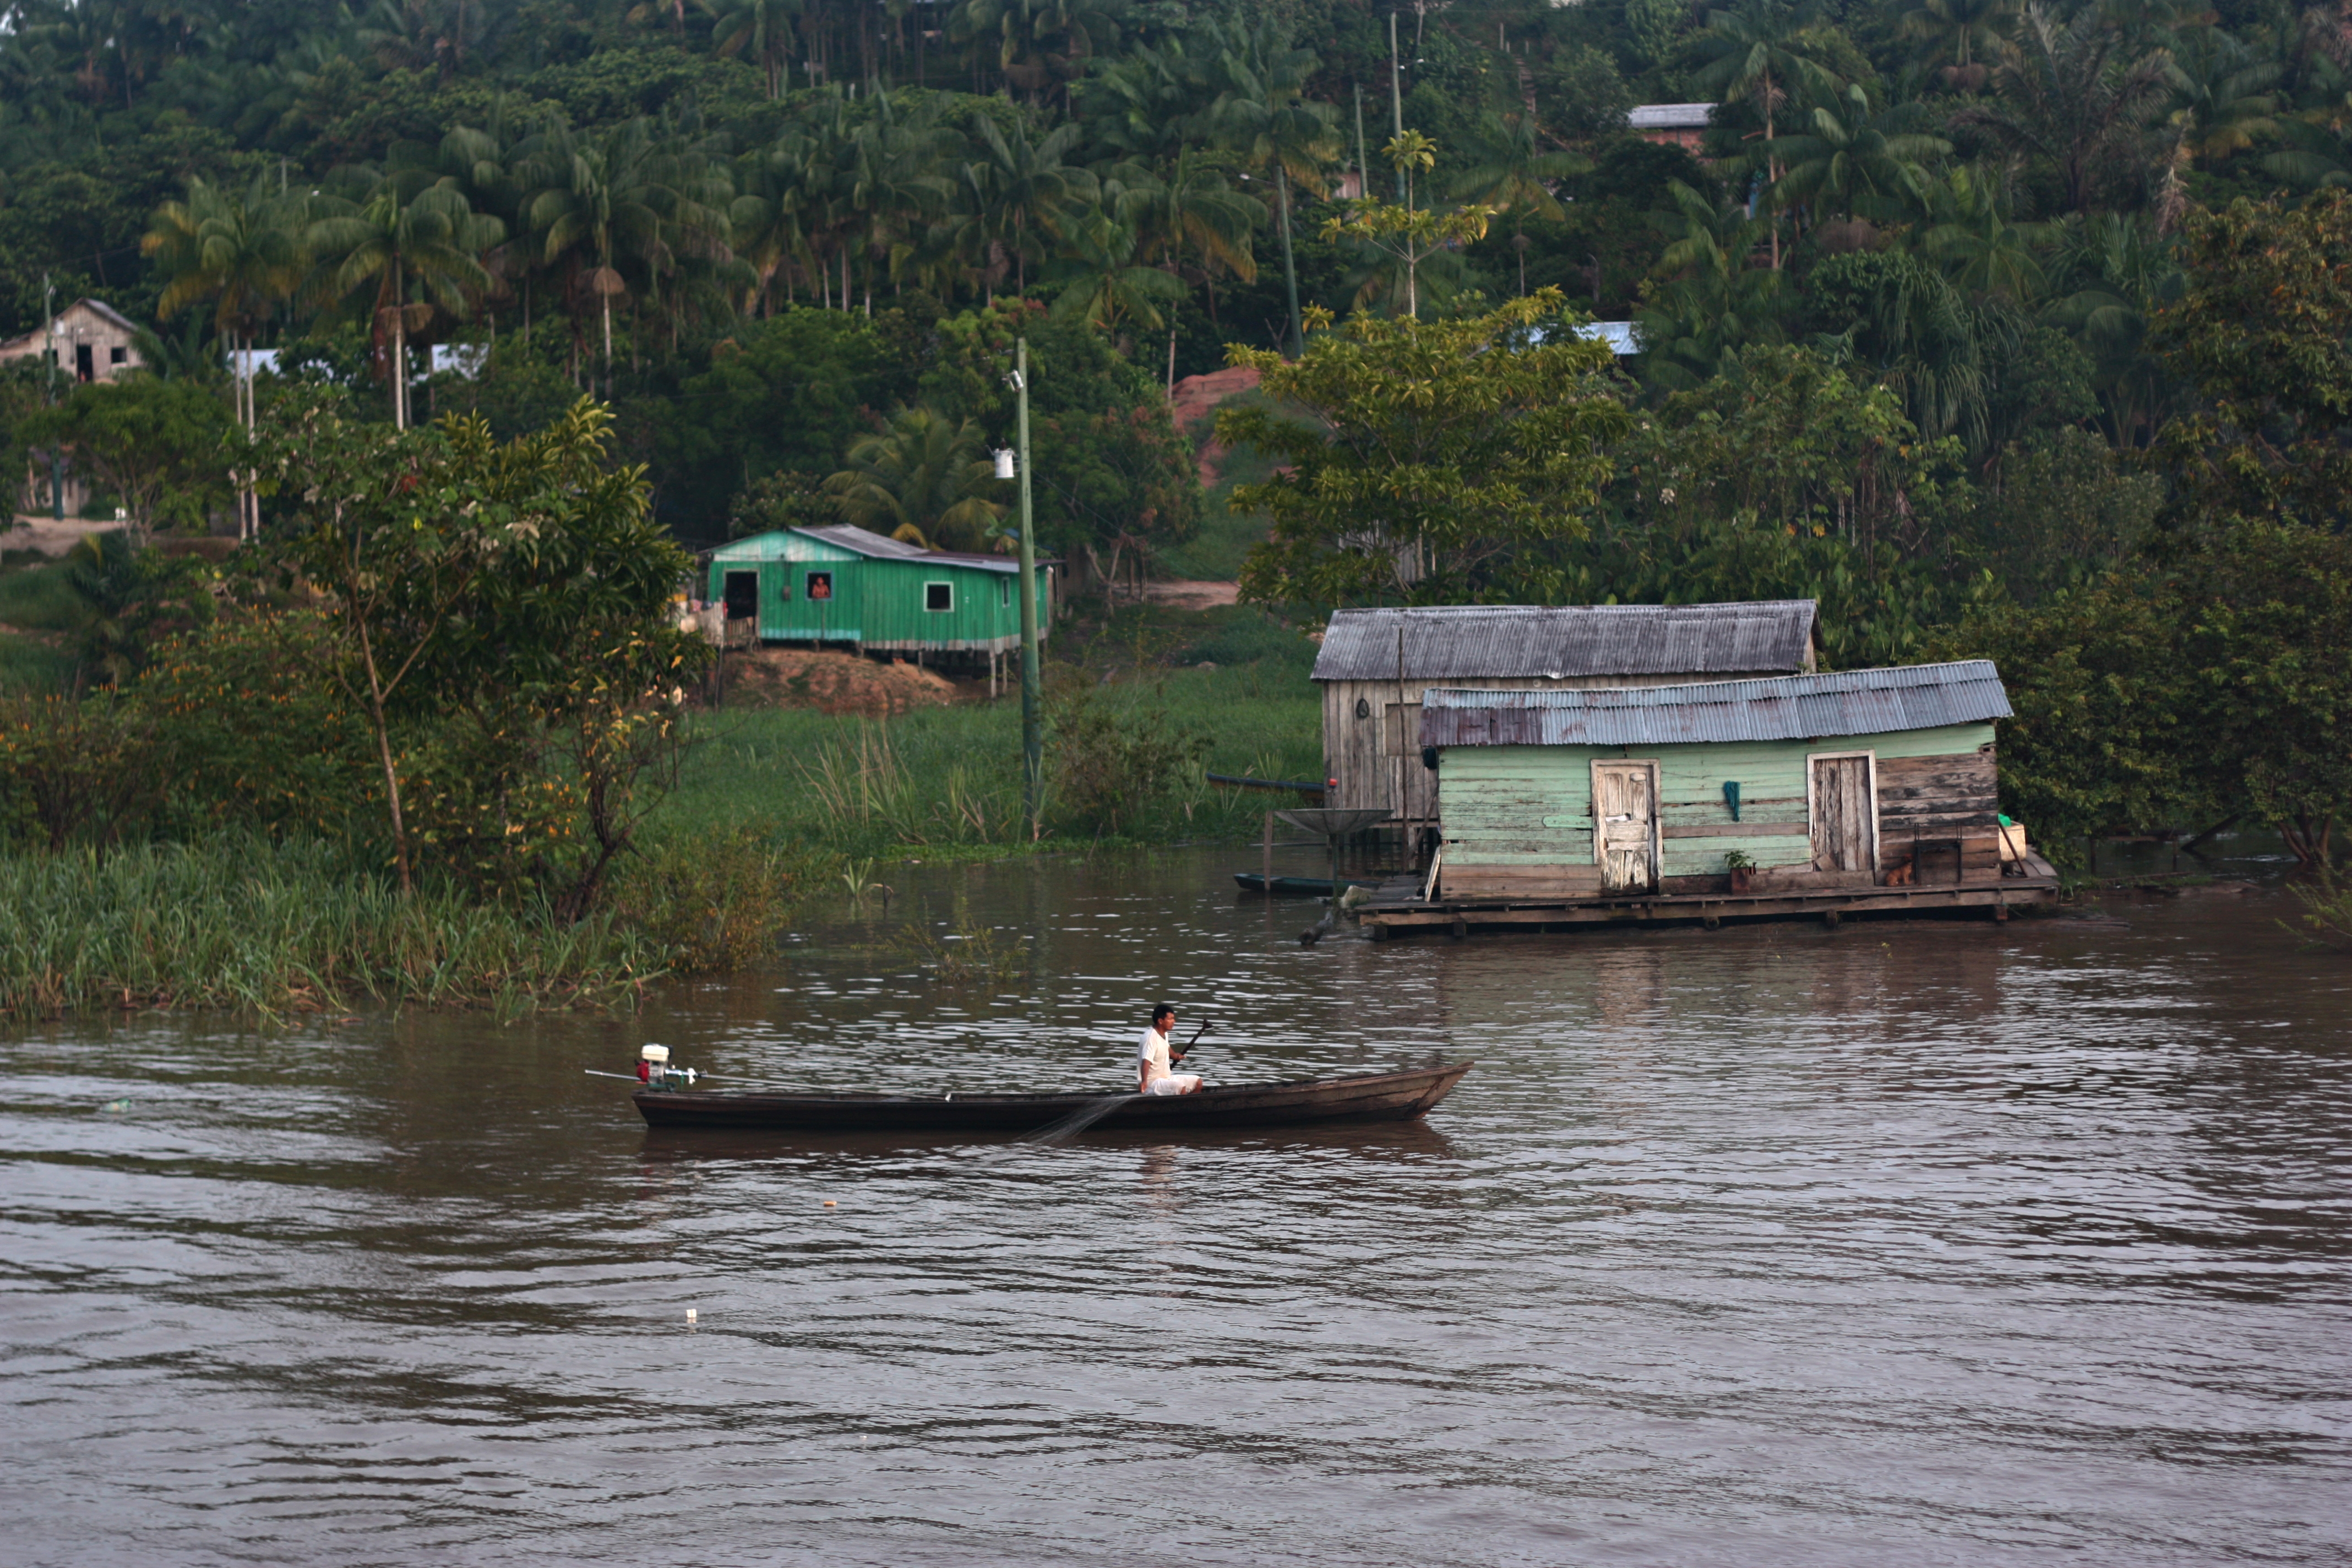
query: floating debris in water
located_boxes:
[99,1100,129,1113]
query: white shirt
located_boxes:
[1138,1026,1174,1084]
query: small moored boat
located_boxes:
[1231,873,1378,897]
[631,1063,1473,1134]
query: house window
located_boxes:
[925,581,953,612]
[998,577,1009,608]
[806,571,832,601]
[108,346,127,364]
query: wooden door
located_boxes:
[1810,754,1877,875]
[1592,761,1658,892]
[1385,701,1435,825]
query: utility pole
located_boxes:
[1011,338,1043,836]
[43,274,62,521]
[1389,13,1406,204]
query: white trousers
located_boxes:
[1144,1074,1202,1096]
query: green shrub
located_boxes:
[606,822,836,974]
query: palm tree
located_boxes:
[1201,18,1336,355]
[1448,111,1590,296]
[823,406,1005,551]
[1639,180,1792,388]
[1896,0,2013,90]
[1772,84,1951,227]
[1956,5,2174,215]
[841,87,955,313]
[519,116,728,391]
[1689,0,1844,268]
[1921,164,2048,303]
[950,115,1095,296]
[701,0,800,99]
[952,0,1124,106]
[1121,148,1262,373]
[1047,187,1188,341]
[306,173,504,428]
[2163,24,2281,167]
[143,173,305,536]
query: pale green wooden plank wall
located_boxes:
[1440,722,1995,875]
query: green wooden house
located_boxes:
[1369,661,2057,933]
[706,524,1052,668]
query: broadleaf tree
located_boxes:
[1222,290,1628,607]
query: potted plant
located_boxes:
[1723,848,1756,894]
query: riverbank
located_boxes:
[656,644,1322,864]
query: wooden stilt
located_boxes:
[1262,810,1273,894]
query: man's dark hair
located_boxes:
[1151,1003,1174,1025]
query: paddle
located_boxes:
[1021,1018,1211,1146]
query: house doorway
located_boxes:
[721,570,759,622]
[1809,753,1878,878]
[1592,760,1659,892]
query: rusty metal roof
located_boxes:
[1419,661,2011,747]
[1313,602,1818,682]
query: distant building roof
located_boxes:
[1312,602,1819,683]
[1419,661,2011,748]
[718,522,1023,574]
[795,523,1020,573]
[1628,103,1716,130]
[1574,320,1642,355]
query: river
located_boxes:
[4,845,2348,1566]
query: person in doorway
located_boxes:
[1138,1004,1203,1096]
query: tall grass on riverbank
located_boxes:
[657,662,1321,859]
[0,839,669,1021]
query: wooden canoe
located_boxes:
[1232,873,1378,897]
[631,1063,1474,1134]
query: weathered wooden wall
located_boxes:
[1435,722,2001,899]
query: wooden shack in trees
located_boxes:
[1311,602,1820,840]
[706,524,1053,674]
[1357,661,2056,936]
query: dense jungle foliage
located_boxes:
[0,0,2348,885]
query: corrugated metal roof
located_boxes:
[712,524,1020,573]
[1313,601,1818,682]
[1575,320,1642,355]
[1419,661,2011,747]
[1629,103,1714,129]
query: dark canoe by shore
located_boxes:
[632,1063,1474,1134]
[1232,873,1378,897]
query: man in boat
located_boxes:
[1139,1004,1203,1096]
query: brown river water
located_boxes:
[4,843,2349,1566]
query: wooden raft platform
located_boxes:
[1357,860,2060,938]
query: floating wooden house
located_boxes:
[1359,660,2056,937]
[706,524,1053,671]
[1312,602,1820,840]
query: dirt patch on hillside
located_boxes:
[1146,580,1240,610]
[1168,365,1262,486]
[722,647,962,717]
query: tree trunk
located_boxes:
[1764,72,1781,271]
[391,309,409,429]
[1276,165,1302,355]
[356,609,412,893]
